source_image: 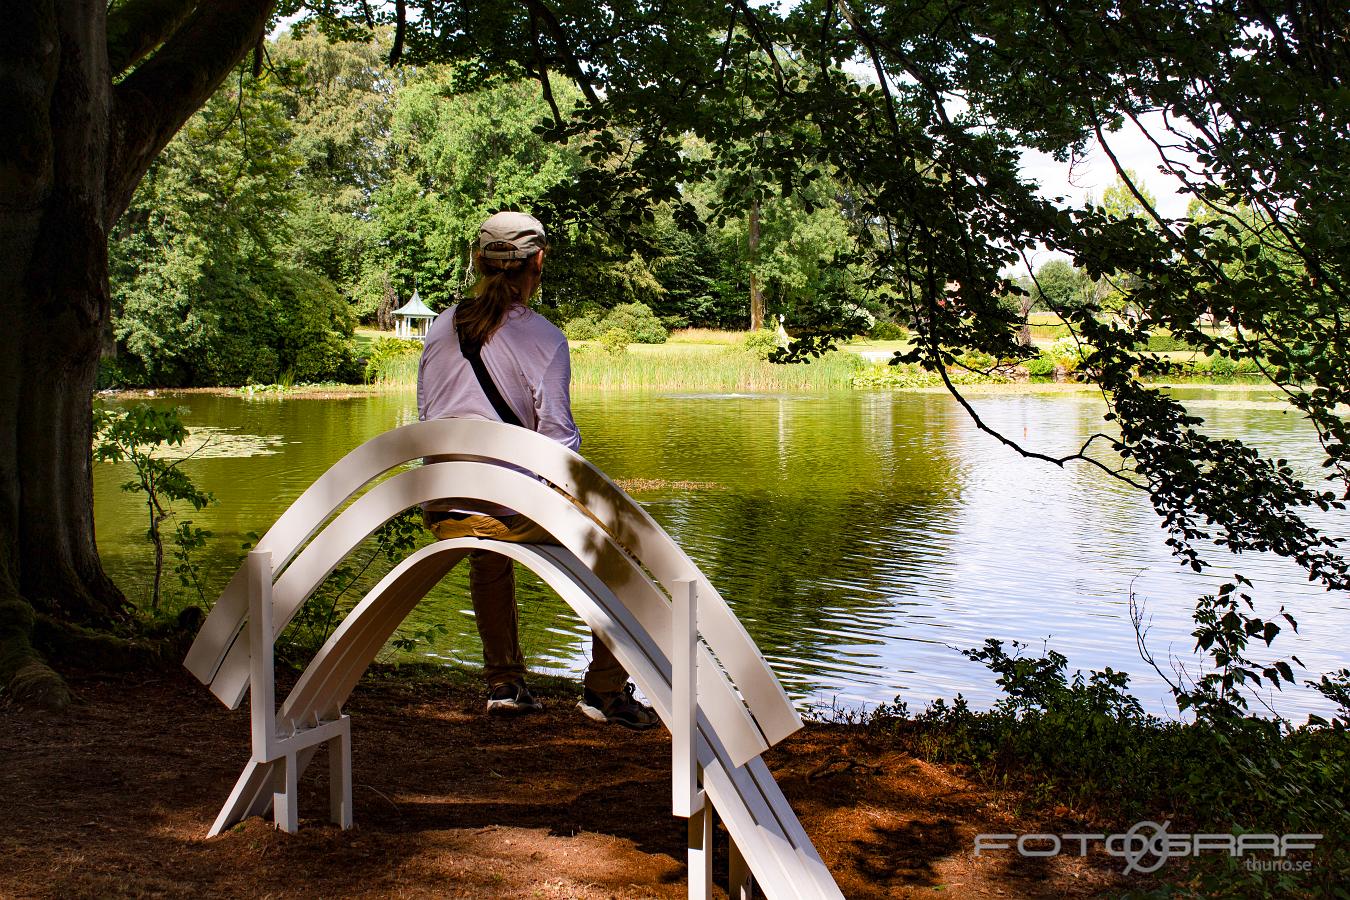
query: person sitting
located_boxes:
[416,211,658,730]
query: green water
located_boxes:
[93,386,1348,718]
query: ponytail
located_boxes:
[455,246,540,346]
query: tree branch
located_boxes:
[729,0,785,93]
[524,0,600,106]
[528,6,563,126]
[105,0,200,78]
[388,0,406,66]
[836,1,903,145]
[106,0,276,227]
[928,316,1144,487]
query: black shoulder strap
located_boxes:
[456,319,524,428]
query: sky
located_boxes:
[1016,111,1197,273]
[834,59,1201,275]
[1018,114,1195,219]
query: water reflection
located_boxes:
[92,386,1349,719]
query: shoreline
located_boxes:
[99,377,1285,401]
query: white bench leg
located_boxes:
[688,804,713,900]
[273,752,299,834]
[329,720,352,829]
[729,836,754,899]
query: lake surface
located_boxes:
[93,386,1349,720]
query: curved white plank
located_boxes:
[210,538,841,899]
[184,419,801,747]
[208,462,771,768]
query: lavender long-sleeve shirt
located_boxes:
[417,303,580,515]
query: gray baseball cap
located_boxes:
[478,211,547,260]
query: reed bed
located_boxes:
[371,343,865,392]
[372,351,420,389]
[569,345,864,392]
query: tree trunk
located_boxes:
[0,0,274,705]
[748,197,765,331]
[0,0,126,629]
[1018,295,1034,347]
[377,276,397,331]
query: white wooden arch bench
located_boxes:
[184,419,844,899]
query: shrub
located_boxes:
[97,356,145,390]
[1025,354,1057,377]
[865,640,1350,897]
[1047,336,1087,358]
[1153,352,1262,380]
[598,302,668,344]
[93,403,215,613]
[599,327,632,355]
[201,336,281,386]
[364,337,422,383]
[563,315,602,341]
[1146,331,1197,352]
[1041,336,1093,376]
[743,329,780,360]
[955,350,997,371]
[868,320,908,341]
[273,269,362,383]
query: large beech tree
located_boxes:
[3,0,1347,717]
[1,0,276,702]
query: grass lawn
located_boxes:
[667,327,748,346]
[354,326,387,355]
[842,338,909,354]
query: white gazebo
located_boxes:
[392,289,437,339]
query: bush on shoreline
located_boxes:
[564,302,668,344]
[743,329,781,360]
[855,640,1350,897]
[1156,352,1262,378]
[867,319,908,341]
[363,337,424,383]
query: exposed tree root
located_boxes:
[1,598,206,712]
[33,605,205,672]
[0,599,71,712]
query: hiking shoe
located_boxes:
[577,682,660,730]
[486,680,543,716]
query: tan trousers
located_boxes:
[427,513,628,693]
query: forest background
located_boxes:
[107,29,838,386]
[105,27,1137,390]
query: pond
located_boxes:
[93,385,1349,720]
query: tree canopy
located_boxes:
[109,62,359,386]
[107,39,886,371]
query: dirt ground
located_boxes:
[0,668,1134,899]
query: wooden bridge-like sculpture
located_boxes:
[185,419,844,899]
